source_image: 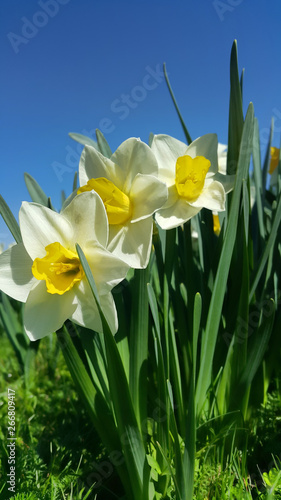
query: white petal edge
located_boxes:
[0,243,36,302]
[130,174,168,222]
[62,191,109,249]
[108,217,153,269]
[155,198,200,230]
[190,181,226,211]
[24,281,77,340]
[20,202,73,260]
[185,134,218,175]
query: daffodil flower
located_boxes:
[269,147,280,174]
[0,192,129,340]
[78,137,168,268]
[150,133,235,230]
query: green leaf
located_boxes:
[76,244,150,500]
[0,194,22,243]
[227,40,244,175]
[72,171,78,192]
[237,301,275,393]
[148,132,154,147]
[252,117,266,242]
[68,132,99,150]
[24,173,49,206]
[0,292,27,368]
[195,103,254,418]
[163,63,192,145]
[96,129,112,158]
[250,192,281,301]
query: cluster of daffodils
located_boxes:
[0,133,234,341]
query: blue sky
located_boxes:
[1,0,281,246]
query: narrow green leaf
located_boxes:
[96,128,112,158]
[0,293,26,368]
[252,117,266,241]
[163,63,192,145]
[195,103,254,418]
[237,301,275,391]
[148,132,154,147]
[227,40,244,175]
[262,118,274,190]
[147,283,160,337]
[68,132,99,150]
[76,244,149,500]
[0,194,22,243]
[192,293,202,378]
[24,173,49,206]
[250,193,281,301]
[72,171,78,192]
[129,267,149,432]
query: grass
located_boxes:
[0,325,280,499]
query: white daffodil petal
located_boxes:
[20,202,72,260]
[185,134,218,174]
[155,199,200,230]
[108,217,153,269]
[214,172,236,194]
[151,134,187,185]
[0,243,36,302]
[112,138,159,192]
[24,281,77,340]
[190,181,226,211]
[72,282,118,334]
[130,174,168,222]
[62,191,108,249]
[79,145,125,189]
[84,242,129,293]
[217,143,227,175]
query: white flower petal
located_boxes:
[72,283,118,334]
[112,138,159,192]
[0,243,35,302]
[186,134,218,174]
[84,242,129,293]
[24,281,77,340]
[130,174,168,222]
[190,181,226,211]
[20,202,72,260]
[79,145,123,188]
[214,172,236,194]
[217,143,227,175]
[108,217,153,269]
[151,134,187,185]
[155,199,200,230]
[62,191,109,249]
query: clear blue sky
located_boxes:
[1,0,281,247]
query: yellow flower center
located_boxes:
[175,155,211,202]
[269,147,279,174]
[77,177,133,225]
[32,242,84,295]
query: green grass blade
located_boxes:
[195,103,254,418]
[24,173,49,206]
[0,194,22,243]
[163,63,192,145]
[96,128,112,158]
